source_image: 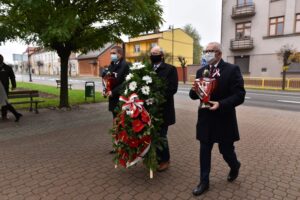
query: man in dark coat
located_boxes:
[104,46,129,118]
[150,46,178,172]
[0,54,17,119]
[102,46,129,154]
[189,42,245,196]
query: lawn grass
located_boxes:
[10,82,107,109]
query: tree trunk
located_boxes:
[58,49,71,108]
[282,70,286,90]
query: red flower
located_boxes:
[119,159,126,167]
[118,130,128,143]
[141,135,151,144]
[128,138,140,148]
[132,119,145,133]
[141,110,150,124]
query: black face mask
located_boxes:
[150,55,162,64]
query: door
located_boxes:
[234,56,250,74]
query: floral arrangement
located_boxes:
[111,62,166,177]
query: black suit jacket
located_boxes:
[107,58,129,112]
[0,63,16,95]
[189,59,246,143]
[155,62,178,126]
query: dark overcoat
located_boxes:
[0,63,16,94]
[155,62,178,126]
[107,58,129,112]
[189,59,245,143]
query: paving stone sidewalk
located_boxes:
[0,102,299,200]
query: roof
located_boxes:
[77,43,114,60]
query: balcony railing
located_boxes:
[232,3,256,19]
[230,37,254,51]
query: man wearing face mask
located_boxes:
[150,46,178,172]
[105,46,129,119]
[104,46,129,154]
[189,42,245,196]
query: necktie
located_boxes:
[209,65,214,77]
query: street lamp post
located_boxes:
[169,25,174,65]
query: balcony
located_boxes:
[230,37,254,51]
[231,3,256,19]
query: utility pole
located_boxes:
[169,25,175,65]
[171,25,174,65]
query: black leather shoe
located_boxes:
[192,183,209,196]
[227,161,241,182]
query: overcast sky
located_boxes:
[0,0,222,64]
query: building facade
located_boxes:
[125,28,194,68]
[30,48,79,76]
[221,0,300,77]
[77,43,114,77]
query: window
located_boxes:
[134,44,140,53]
[295,14,300,33]
[236,22,251,39]
[237,0,253,6]
[269,16,284,36]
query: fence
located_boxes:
[188,75,300,91]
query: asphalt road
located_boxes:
[177,86,300,112]
[17,74,300,112]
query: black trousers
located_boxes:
[1,103,19,118]
[200,142,239,184]
[157,126,170,163]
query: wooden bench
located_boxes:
[8,90,44,114]
[56,80,72,90]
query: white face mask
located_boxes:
[203,52,216,64]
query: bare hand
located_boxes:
[209,101,219,111]
[191,84,196,91]
[107,91,112,97]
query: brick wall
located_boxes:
[78,59,95,76]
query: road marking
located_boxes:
[245,96,251,99]
[277,100,300,104]
[247,92,300,99]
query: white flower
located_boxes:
[124,88,128,95]
[129,81,137,91]
[141,86,150,95]
[125,73,133,81]
[142,75,152,84]
[130,62,145,70]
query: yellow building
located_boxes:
[125,28,193,67]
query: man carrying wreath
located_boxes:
[150,46,178,172]
[189,42,246,196]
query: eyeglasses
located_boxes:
[203,50,218,54]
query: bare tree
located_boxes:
[178,56,187,84]
[277,44,296,90]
